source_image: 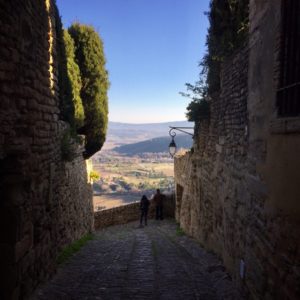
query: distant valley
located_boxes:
[92,120,194,211]
[102,120,194,150]
[113,135,193,156]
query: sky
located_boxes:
[56,0,210,123]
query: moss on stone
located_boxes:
[57,233,94,265]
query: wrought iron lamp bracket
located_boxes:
[168,126,194,158]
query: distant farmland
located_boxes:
[92,120,192,210]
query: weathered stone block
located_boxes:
[219,136,225,145]
[215,144,222,153]
[15,233,33,262]
[245,174,268,198]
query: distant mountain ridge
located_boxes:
[113,135,193,156]
[103,120,194,150]
[108,120,193,136]
[109,120,192,127]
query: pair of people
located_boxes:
[139,189,165,226]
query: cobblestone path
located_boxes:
[32,219,244,300]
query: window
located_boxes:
[277,0,300,117]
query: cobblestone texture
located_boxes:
[32,219,244,300]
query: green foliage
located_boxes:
[69,23,109,159]
[54,6,75,127]
[186,99,210,122]
[63,30,85,129]
[176,225,185,236]
[183,0,249,122]
[182,80,210,122]
[90,170,100,181]
[56,233,94,265]
[205,0,249,93]
[54,11,109,159]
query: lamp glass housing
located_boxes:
[169,140,177,157]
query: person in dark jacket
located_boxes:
[153,189,164,220]
[140,195,150,226]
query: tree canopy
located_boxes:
[63,30,85,129]
[69,23,109,158]
[54,7,75,127]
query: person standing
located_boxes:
[153,189,164,220]
[140,195,150,226]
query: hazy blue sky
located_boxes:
[56,0,209,123]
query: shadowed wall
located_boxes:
[0,1,93,298]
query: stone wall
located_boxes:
[0,1,93,299]
[175,42,249,252]
[175,0,300,299]
[95,195,175,230]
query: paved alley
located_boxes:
[32,219,244,300]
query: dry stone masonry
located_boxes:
[175,0,300,299]
[0,1,93,299]
[94,195,175,230]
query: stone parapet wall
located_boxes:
[94,195,175,230]
[0,1,93,299]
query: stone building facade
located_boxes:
[0,1,94,298]
[175,0,300,299]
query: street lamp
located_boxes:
[169,130,177,157]
[168,126,194,157]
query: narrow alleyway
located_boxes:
[32,220,244,300]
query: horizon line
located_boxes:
[108,119,192,125]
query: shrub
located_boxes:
[186,99,210,122]
[90,170,100,181]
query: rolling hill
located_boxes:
[113,134,193,156]
[103,120,194,149]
